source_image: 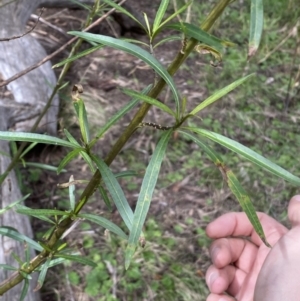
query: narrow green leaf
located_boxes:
[153,0,170,34]
[57,148,82,174]
[69,175,76,211]
[22,162,67,173]
[178,130,223,164]
[157,1,192,31]
[249,0,264,58]
[115,170,140,179]
[20,278,30,301]
[99,186,112,212]
[0,226,43,252]
[187,128,300,186]
[122,88,177,118]
[125,130,172,269]
[103,0,146,32]
[80,151,96,172]
[189,74,254,116]
[64,129,80,146]
[79,213,128,239]
[143,13,151,35]
[54,253,96,267]
[64,129,95,171]
[53,45,103,68]
[0,194,29,215]
[0,132,78,149]
[20,142,38,158]
[16,208,69,216]
[90,85,153,147]
[226,170,270,247]
[0,264,18,271]
[16,205,55,224]
[153,35,182,49]
[74,98,90,144]
[165,22,234,52]
[91,155,134,230]
[67,32,180,107]
[34,257,51,292]
[35,257,66,270]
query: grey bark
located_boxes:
[0,0,59,300]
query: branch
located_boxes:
[0,0,127,88]
[0,8,44,42]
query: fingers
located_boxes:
[209,237,258,272]
[206,294,236,301]
[206,264,237,294]
[288,195,300,227]
[206,211,287,246]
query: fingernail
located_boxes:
[208,271,218,286]
[211,246,220,261]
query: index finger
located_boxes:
[206,212,287,246]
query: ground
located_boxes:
[18,0,300,300]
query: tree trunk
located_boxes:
[0,0,59,300]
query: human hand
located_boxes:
[205,195,300,301]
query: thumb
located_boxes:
[288,195,300,227]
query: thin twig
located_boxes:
[30,13,69,37]
[0,0,127,88]
[0,8,45,42]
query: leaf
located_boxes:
[0,226,43,252]
[98,186,112,212]
[0,132,78,149]
[90,85,153,147]
[178,130,270,247]
[249,0,264,58]
[125,130,172,269]
[157,1,193,31]
[153,0,170,34]
[226,169,270,247]
[64,129,81,146]
[54,253,96,267]
[103,0,146,32]
[20,278,30,301]
[53,45,103,68]
[178,130,223,164]
[91,155,133,230]
[78,213,128,239]
[73,98,90,144]
[122,88,177,118]
[0,194,29,215]
[189,74,254,116]
[57,148,82,174]
[115,170,140,179]
[20,142,38,158]
[187,128,300,186]
[153,35,182,49]
[22,162,67,173]
[165,22,234,52]
[16,205,55,224]
[69,175,76,211]
[67,32,180,107]
[16,208,70,216]
[34,257,51,292]
[0,264,18,271]
[143,13,151,35]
